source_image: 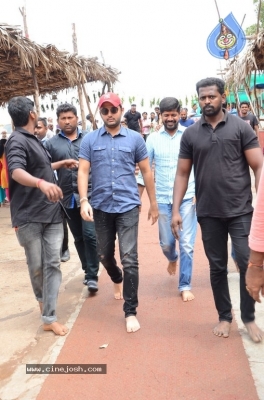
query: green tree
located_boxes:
[245,0,264,35]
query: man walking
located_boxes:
[124,103,142,134]
[78,93,158,333]
[137,97,197,301]
[171,77,264,342]
[239,101,259,136]
[5,96,75,336]
[179,108,195,128]
[45,103,99,293]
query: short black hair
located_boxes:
[131,103,136,106]
[159,97,181,114]
[240,101,250,107]
[196,77,225,95]
[38,117,48,127]
[8,96,35,127]
[56,103,77,118]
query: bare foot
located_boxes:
[181,290,195,302]
[126,316,140,333]
[245,321,264,343]
[167,261,177,276]
[43,321,69,336]
[38,301,43,314]
[213,321,231,338]
[114,282,123,300]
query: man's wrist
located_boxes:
[80,197,88,204]
[248,262,263,269]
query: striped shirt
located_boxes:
[137,125,195,204]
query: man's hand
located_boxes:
[246,266,264,303]
[171,212,182,240]
[63,159,79,169]
[147,202,159,225]
[80,201,94,221]
[39,181,63,202]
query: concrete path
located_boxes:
[0,192,264,400]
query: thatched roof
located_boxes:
[0,23,119,105]
[225,30,264,88]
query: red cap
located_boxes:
[98,93,122,108]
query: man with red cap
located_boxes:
[78,93,158,333]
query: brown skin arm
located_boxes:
[171,158,193,239]
[78,158,93,221]
[246,263,264,303]
[139,118,143,133]
[244,147,264,301]
[51,159,79,170]
[12,168,63,202]
[138,157,158,224]
[254,124,259,138]
[244,147,263,191]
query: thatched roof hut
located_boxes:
[225,30,264,89]
[0,23,119,105]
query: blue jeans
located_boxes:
[93,207,139,317]
[66,207,99,281]
[158,199,197,291]
[16,222,63,324]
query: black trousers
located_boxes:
[93,207,139,317]
[198,213,255,324]
[62,217,69,253]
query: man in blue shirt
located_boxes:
[78,93,158,333]
[137,97,197,301]
[179,108,195,128]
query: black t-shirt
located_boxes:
[179,111,260,218]
[239,114,258,130]
[5,128,62,227]
[124,110,141,132]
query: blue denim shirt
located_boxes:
[137,126,195,204]
[79,126,148,213]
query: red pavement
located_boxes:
[37,192,258,400]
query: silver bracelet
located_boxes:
[80,197,88,204]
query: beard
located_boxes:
[104,119,120,129]
[164,121,178,131]
[203,104,222,117]
[62,125,77,135]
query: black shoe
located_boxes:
[87,280,98,293]
[61,249,70,262]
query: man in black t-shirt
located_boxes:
[171,77,264,343]
[124,104,142,133]
[6,97,77,337]
[239,101,259,136]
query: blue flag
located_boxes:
[207,12,246,60]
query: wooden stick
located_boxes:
[72,23,86,131]
[81,82,97,130]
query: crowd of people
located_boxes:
[3,76,264,341]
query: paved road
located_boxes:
[0,192,264,399]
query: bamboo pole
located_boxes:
[81,82,97,130]
[72,23,86,131]
[19,5,40,115]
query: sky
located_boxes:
[0,0,258,123]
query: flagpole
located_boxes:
[214,0,221,20]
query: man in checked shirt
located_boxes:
[137,97,197,302]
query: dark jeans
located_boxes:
[93,207,139,317]
[198,213,255,324]
[62,217,69,253]
[66,206,99,281]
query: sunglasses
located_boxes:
[100,106,119,116]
